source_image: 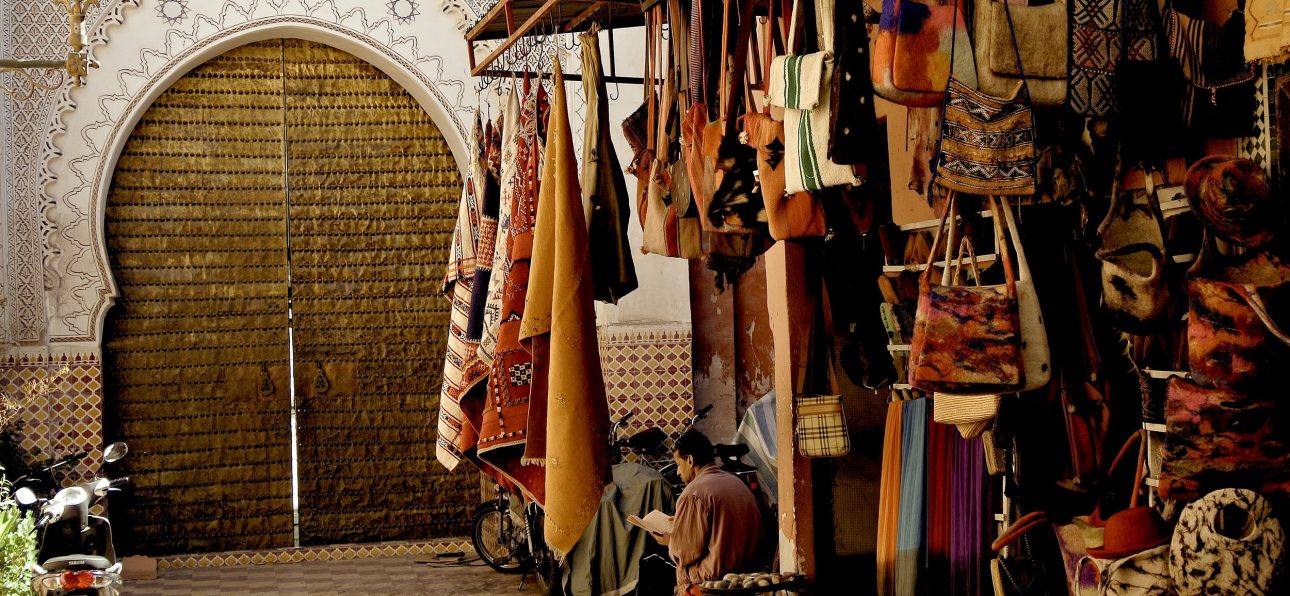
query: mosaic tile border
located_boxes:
[599,324,696,449]
[155,538,475,569]
[1,351,103,485]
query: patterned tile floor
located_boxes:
[123,554,545,595]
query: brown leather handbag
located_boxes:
[740,0,826,240]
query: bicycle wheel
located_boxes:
[525,506,561,595]
[472,503,531,574]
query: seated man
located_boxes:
[651,431,764,594]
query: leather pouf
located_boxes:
[1170,488,1286,595]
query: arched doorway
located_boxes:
[102,39,476,555]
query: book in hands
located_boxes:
[627,510,673,535]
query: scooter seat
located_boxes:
[41,555,113,571]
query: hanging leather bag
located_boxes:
[742,2,827,240]
[640,5,705,258]
[872,0,978,107]
[695,0,767,234]
[1186,234,1290,390]
[932,0,1037,197]
[974,0,1068,108]
[909,194,1024,394]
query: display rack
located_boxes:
[464,0,645,79]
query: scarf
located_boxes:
[477,81,546,504]
[435,114,487,470]
[519,59,612,556]
[580,29,639,304]
[479,86,523,367]
[896,398,927,596]
[876,400,905,595]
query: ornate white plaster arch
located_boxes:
[39,0,478,347]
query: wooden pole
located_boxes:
[765,241,816,581]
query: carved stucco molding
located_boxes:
[38,0,475,346]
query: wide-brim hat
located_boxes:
[1184,156,1280,248]
[1087,506,1172,560]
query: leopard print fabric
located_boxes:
[1170,488,1285,595]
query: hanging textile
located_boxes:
[435,114,487,470]
[896,398,928,596]
[876,400,904,595]
[580,28,639,304]
[926,414,955,591]
[950,434,991,596]
[478,82,547,504]
[479,86,522,367]
[519,59,613,555]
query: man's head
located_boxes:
[672,430,715,484]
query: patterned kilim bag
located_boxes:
[933,0,1036,196]
[795,284,850,458]
[1068,0,1122,115]
[909,195,1024,394]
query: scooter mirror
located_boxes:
[102,442,128,463]
[14,487,37,506]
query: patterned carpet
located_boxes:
[123,554,544,595]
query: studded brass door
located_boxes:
[281,39,475,545]
[104,41,295,555]
[104,39,474,555]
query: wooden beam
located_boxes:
[765,241,817,582]
[470,0,564,76]
[562,1,609,32]
[465,0,516,42]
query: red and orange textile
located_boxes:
[476,81,547,504]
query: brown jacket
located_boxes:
[668,465,764,591]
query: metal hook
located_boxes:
[607,25,620,101]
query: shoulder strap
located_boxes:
[722,0,758,131]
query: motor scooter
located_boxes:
[14,441,129,596]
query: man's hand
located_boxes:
[650,531,670,546]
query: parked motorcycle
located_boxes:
[472,483,559,595]
[14,441,129,596]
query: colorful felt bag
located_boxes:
[932,0,1036,197]
[1160,376,1290,500]
[974,0,1068,108]
[1096,167,1175,333]
[1186,235,1290,390]
[909,195,1024,394]
[872,0,979,107]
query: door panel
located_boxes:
[103,40,294,555]
[282,40,476,545]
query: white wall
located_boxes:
[12,0,689,352]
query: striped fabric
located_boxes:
[896,398,928,596]
[769,52,860,193]
[732,390,779,506]
[876,400,905,595]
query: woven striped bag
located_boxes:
[768,0,861,194]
